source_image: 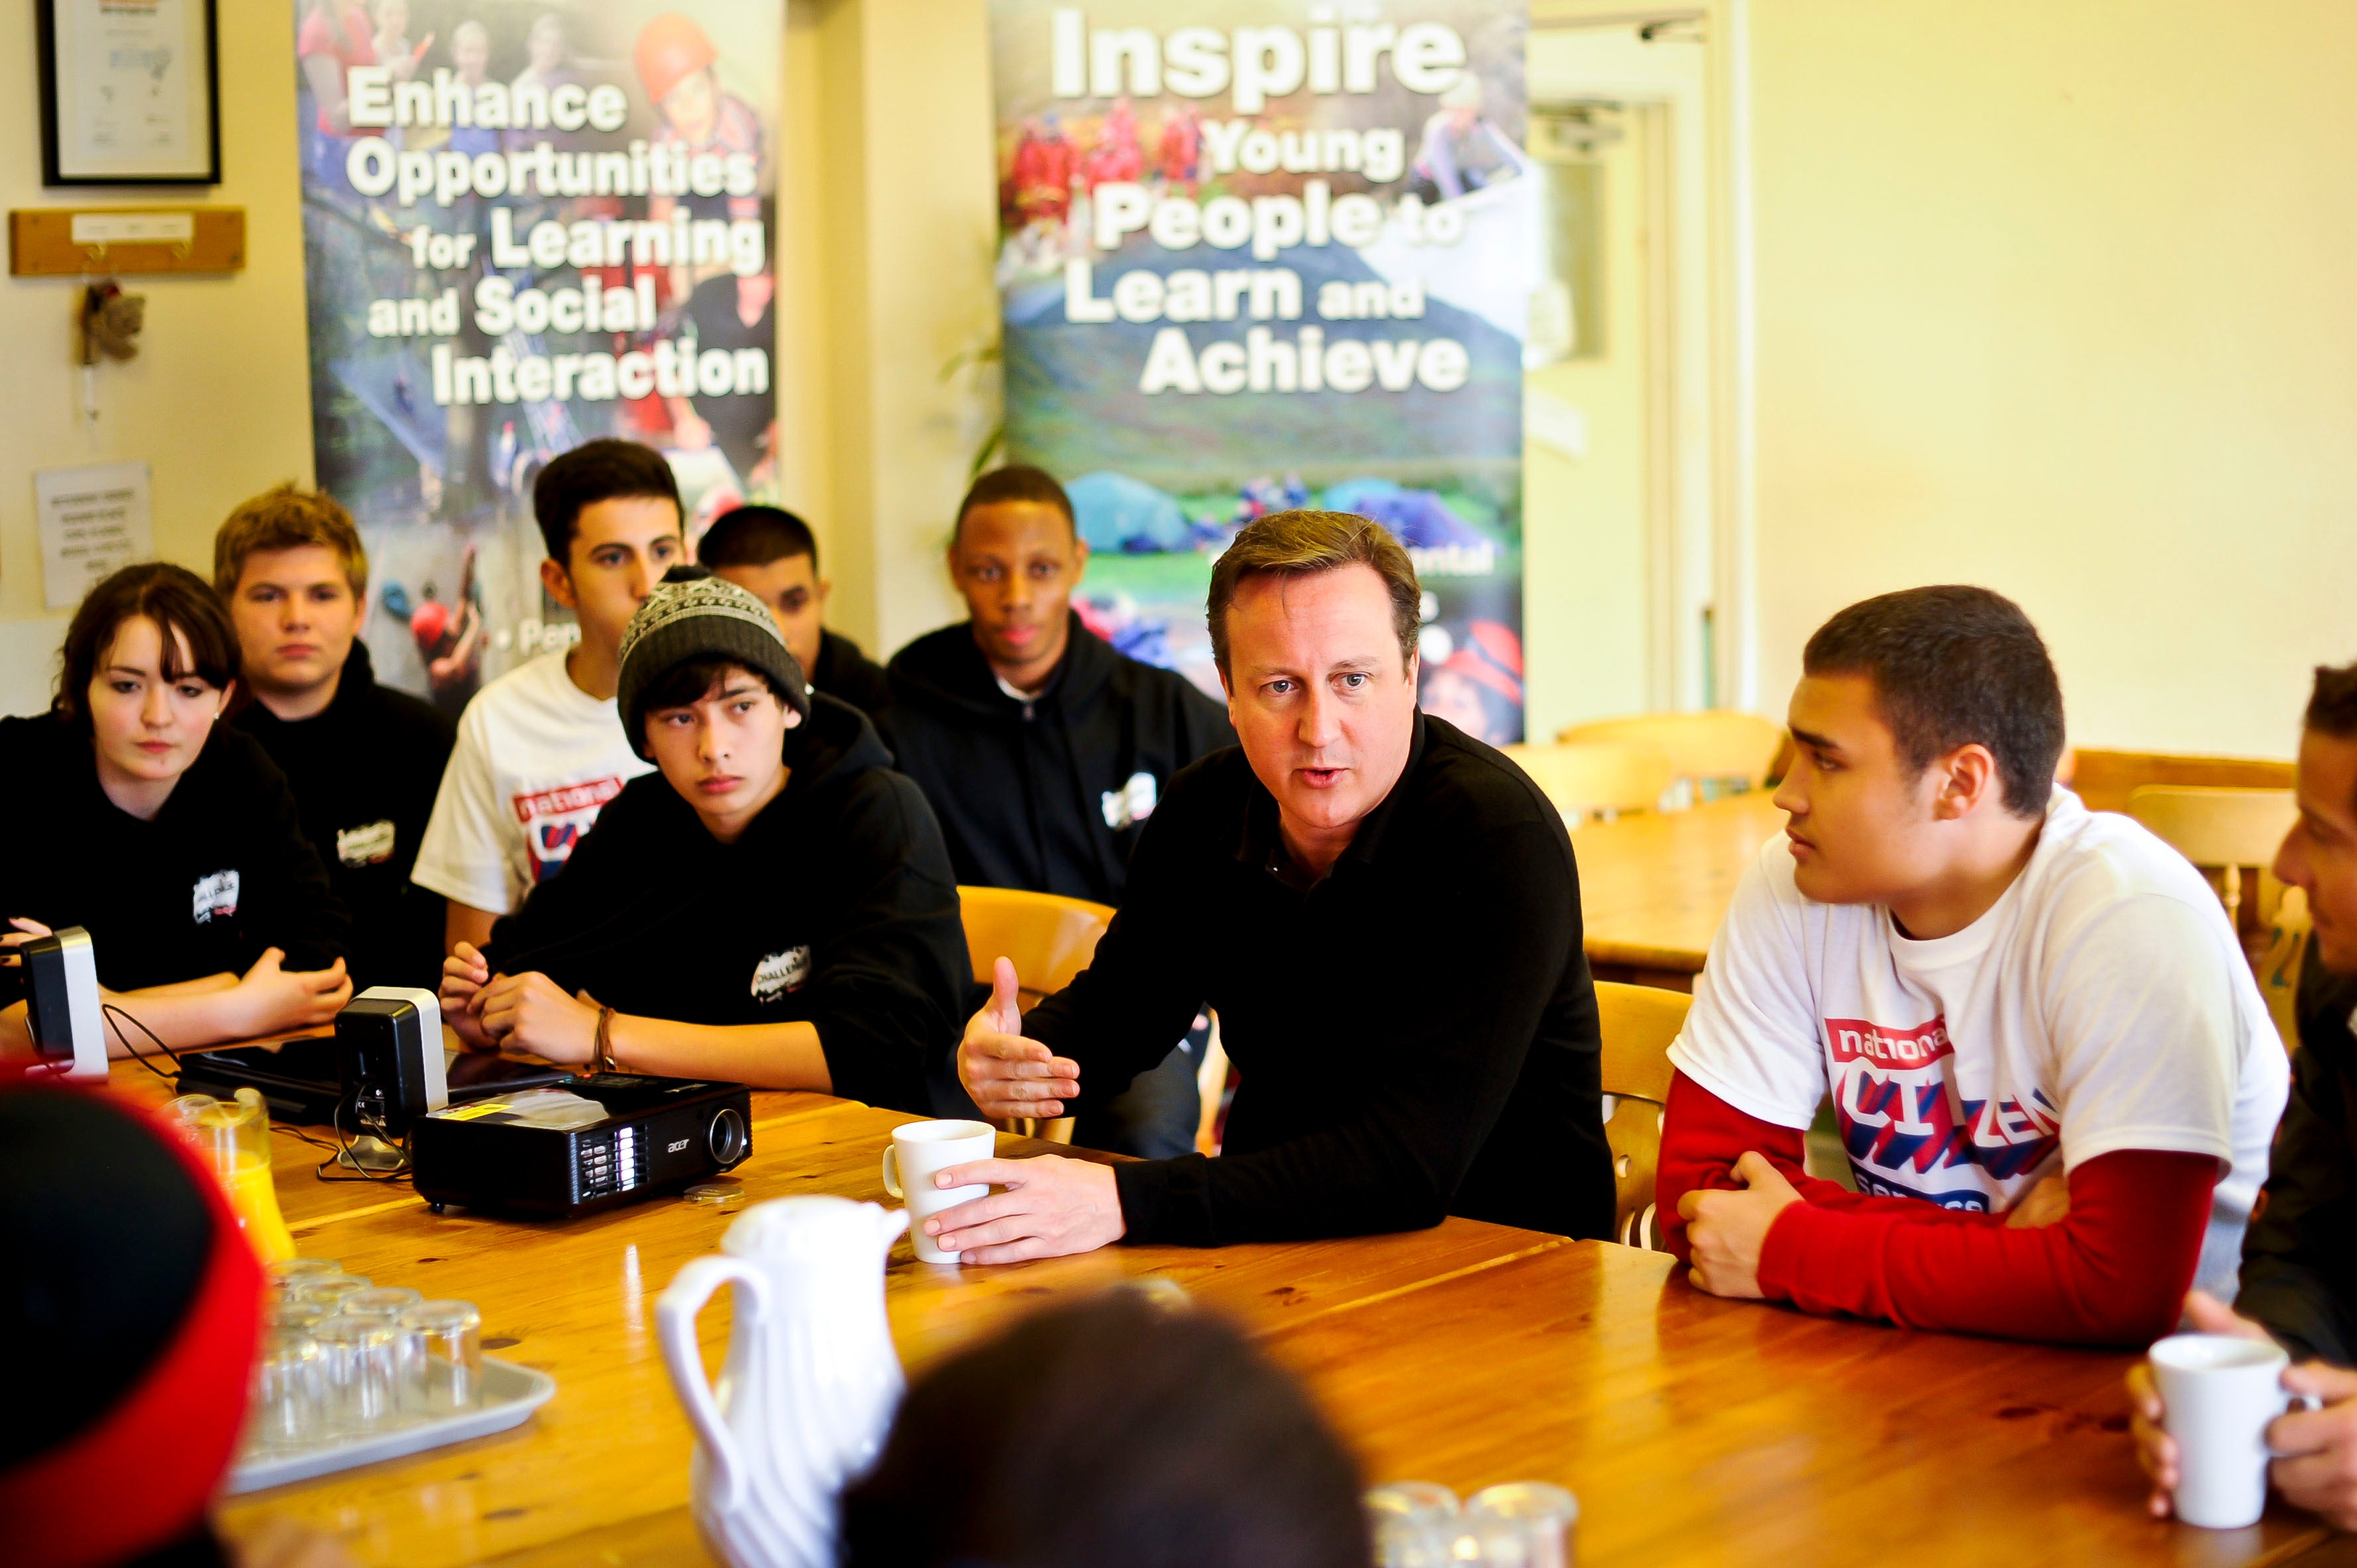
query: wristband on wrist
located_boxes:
[590,1005,617,1074]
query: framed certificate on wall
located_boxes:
[38,0,221,185]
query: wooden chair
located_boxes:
[955,886,1116,1145]
[1595,980,1689,1251]
[2068,749,2295,815]
[1556,711,1787,799]
[1502,741,1677,826]
[2124,786,2300,931]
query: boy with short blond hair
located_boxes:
[220,484,454,990]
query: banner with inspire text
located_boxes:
[989,0,1532,742]
[293,1,780,711]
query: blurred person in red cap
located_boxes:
[1420,619,1524,745]
[0,1082,348,1567]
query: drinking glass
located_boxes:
[398,1299,484,1416]
[292,1274,372,1312]
[313,1316,401,1434]
[1367,1481,1461,1568]
[268,1300,329,1335]
[338,1286,425,1324]
[247,1329,323,1454]
[269,1258,342,1292]
[1465,1482,1579,1568]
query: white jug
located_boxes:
[658,1196,910,1568]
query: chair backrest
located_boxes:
[956,887,1115,1146]
[1594,980,1691,1250]
[1556,711,1787,793]
[2125,785,2299,930]
[955,885,1115,1006]
[1502,741,1677,824]
[2068,749,2295,815]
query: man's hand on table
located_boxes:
[924,1153,1126,1263]
[2128,1290,2357,1530]
[957,957,1081,1121]
[1677,1151,1804,1299]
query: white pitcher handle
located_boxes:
[657,1254,770,1516]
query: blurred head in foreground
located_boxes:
[0,1084,264,1567]
[840,1289,1368,1568]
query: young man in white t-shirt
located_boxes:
[1662,586,2287,1345]
[411,440,683,949]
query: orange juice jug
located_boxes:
[166,1087,296,1263]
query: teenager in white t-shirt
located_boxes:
[1661,586,2288,1345]
[411,441,683,947]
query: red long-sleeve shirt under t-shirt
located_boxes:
[1657,1072,2216,1345]
[1655,790,2285,1347]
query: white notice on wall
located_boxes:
[35,462,154,611]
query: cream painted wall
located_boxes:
[11,0,2348,757]
[0,0,985,712]
[1748,0,2357,758]
[0,1,314,715]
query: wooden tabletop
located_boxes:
[1575,792,1785,985]
[94,1053,2338,1568]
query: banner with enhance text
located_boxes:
[989,0,1533,742]
[294,1,780,711]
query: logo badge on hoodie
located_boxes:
[1101,770,1158,831]
[751,945,812,1002]
[191,869,241,925]
[337,819,397,866]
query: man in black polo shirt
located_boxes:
[219,485,455,991]
[924,509,1612,1258]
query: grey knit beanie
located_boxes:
[616,565,810,757]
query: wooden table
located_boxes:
[1576,792,1785,990]
[102,1055,2344,1568]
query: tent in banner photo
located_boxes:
[988,0,1533,743]
[293,0,782,711]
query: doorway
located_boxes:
[1521,5,1754,737]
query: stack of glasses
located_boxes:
[247,1257,486,1455]
[1367,1480,1579,1567]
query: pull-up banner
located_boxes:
[293,2,780,713]
[989,0,1533,743]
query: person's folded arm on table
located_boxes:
[1665,896,2234,1346]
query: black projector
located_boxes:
[410,1074,751,1219]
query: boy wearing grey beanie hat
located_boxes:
[616,566,812,757]
[436,566,972,1110]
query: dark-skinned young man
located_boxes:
[880,466,1235,1155]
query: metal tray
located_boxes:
[225,1355,556,1494]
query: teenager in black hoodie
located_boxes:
[217,485,456,992]
[1,564,351,1059]
[880,466,1236,1154]
[439,569,967,1112]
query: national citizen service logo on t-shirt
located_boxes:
[751,946,812,1002]
[191,869,241,924]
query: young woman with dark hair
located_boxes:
[0,563,352,1061]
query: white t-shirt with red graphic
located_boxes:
[1668,785,2289,1297]
[411,652,655,916]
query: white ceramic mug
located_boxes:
[2151,1332,2317,1529]
[880,1120,996,1263]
